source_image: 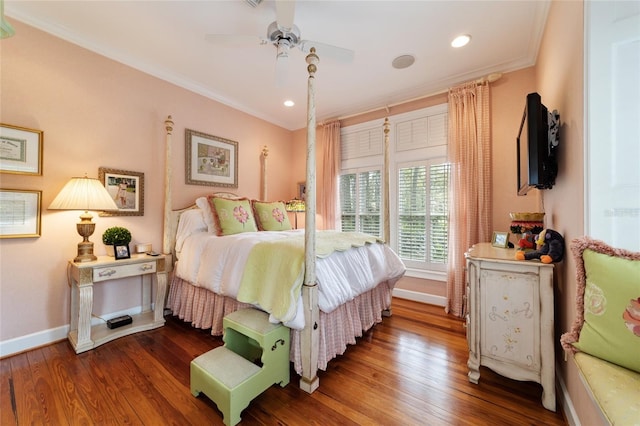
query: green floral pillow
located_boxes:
[208,196,258,236]
[252,201,292,231]
[561,237,640,373]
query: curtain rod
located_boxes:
[328,72,503,123]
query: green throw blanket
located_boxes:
[237,231,383,322]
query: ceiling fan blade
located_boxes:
[205,34,267,47]
[275,0,295,32]
[298,40,355,63]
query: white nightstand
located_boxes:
[67,253,168,353]
[465,243,556,411]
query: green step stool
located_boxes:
[190,308,290,426]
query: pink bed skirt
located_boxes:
[167,276,394,373]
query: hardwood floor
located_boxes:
[1,298,567,425]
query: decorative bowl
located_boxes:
[509,212,545,222]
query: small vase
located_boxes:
[105,245,115,257]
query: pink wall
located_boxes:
[0,21,293,342]
[536,1,601,424]
[490,67,542,235]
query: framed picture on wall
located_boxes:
[298,182,306,200]
[0,189,42,238]
[0,124,43,175]
[98,167,144,216]
[185,129,238,188]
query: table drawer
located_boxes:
[93,261,156,282]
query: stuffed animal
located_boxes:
[515,229,565,264]
[518,232,536,250]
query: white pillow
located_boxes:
[196,196,219,234]
[175,208,207,254]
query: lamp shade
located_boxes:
[285,199,306,213]
[49,176,118,212]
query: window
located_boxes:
[339,104,449,280]
[397,162,449,270]
[339,169,381,236]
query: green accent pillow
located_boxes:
[252,201,292,231]
[208,196,258,236]
[561,238,640,373]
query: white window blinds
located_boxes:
[397,162,449,267]
[339,170,382,237]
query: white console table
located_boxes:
[465,243,556,411]
[68,254,168,354]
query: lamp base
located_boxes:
[74,241,97,263]
[74,215,97,263]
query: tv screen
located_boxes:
[517,92,559,196]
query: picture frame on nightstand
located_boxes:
[114,244,130,260]
[491,231,510,248]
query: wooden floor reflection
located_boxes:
[1,297,567,425]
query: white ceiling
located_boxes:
[5,1,550,130]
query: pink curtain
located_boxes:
[446,81,492,317]
[319,121,340,229]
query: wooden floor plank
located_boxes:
[0,298,567,425]
[100,338,193,425]
[121,336,220,425]
[8,353,46,425]
[45,342,114,424]
[0,354,18,426]
[78,347,144,424]
[25,349,70,425]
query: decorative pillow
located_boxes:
[252,201,292,231]
[175,208,207,254]
[208,196,258,236]
[195,196,218,234]
[561,237,640,373]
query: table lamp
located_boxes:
[285,199,305,229]
[49,175,119,262]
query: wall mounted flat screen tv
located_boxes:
[517,92,560,196]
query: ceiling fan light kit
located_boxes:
[267,21,300,45]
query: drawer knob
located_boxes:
[140,264,154,271]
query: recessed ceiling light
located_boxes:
[284,100,294,107]
[392,54,415,69]
[451,34,471,48]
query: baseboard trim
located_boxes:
[0,305,150,359]
[2,290,446,357]
[392,288,446,307]
[556,360,579,426]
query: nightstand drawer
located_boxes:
[93,261,157,282]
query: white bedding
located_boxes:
[174,228,406,330]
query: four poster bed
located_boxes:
[161,49,405,392]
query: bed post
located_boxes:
[162,115,174,257]
[261,145,268,201]
[300,47,320,394]
[383,117,390,244]
[382,118,393,317]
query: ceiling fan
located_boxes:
[205,0,354,84]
